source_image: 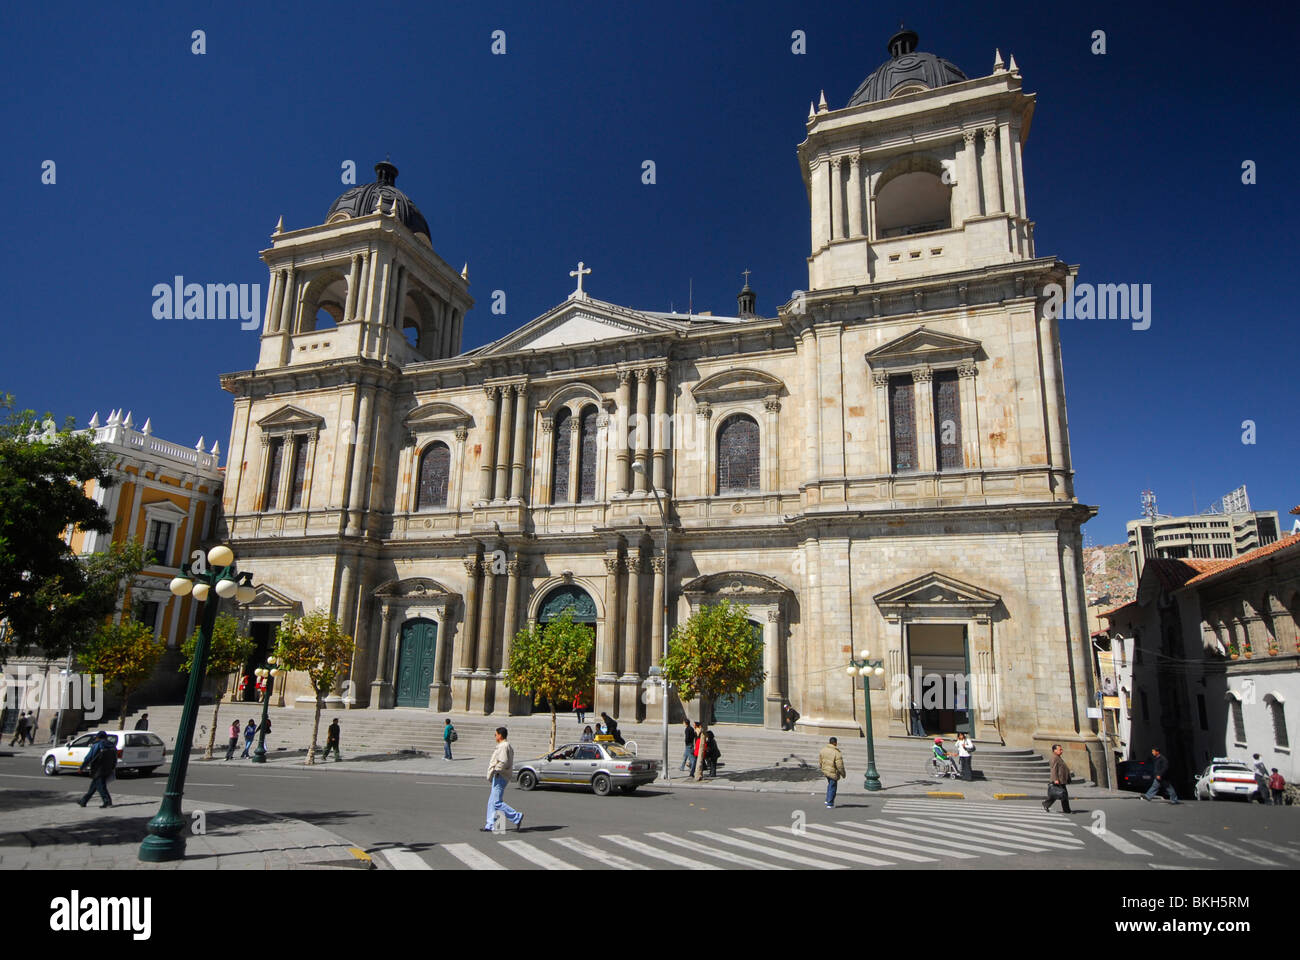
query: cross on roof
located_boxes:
[742,268,752,287]
[569,261,591,298]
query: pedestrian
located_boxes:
[580,725,594,743]
[240,719,256,758]
[482,727,524,833]
[1043,743,1072,813]
[76,731,116,808]
[956,732,975,781]
[600,712,623,745]
[225,719,241,760]
[690,721,702,776]
[909,698,925,737]
[1268,769,1286,806]
[25,712,38,745]
[704,730,720,777]
[680,718,696,770]
[819,736,847,808]
[780,702,799,731]
[322,718,341,761]
[1141,747,1180,804]
[255,716,272,753]
[237,673,249,701]
[134,712,150,731]
[572,692,586,725]
[48,713,59,744]
[1252,754,1272,804]
[443,718,456,760]
[9,712,28,747]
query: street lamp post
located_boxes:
[139,544,256,862]
[251,656,279,763]
[632,459,671,783]
[846,649,885,791]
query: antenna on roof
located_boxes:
[688,278,693,321]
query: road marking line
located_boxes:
[732,827,897,866]
[1240,839,1300,862]
[835,820,1015,856]
[1186,834,1282,866]
[916,813,1083,843]
[236,774,310,779]
[498,840,581,870]
[794,825,937,862]
[884,801,1076,824]
[605,835,722,869]
[383,849,433,870]
[1148,863,1208,870]
[442,844,505,870]
[813,822,977,859]
[1092,829,1151,855]
[646,832,790,870]
[886,799,1065,811]
[892,817,1054,853]
[893,815,1082,849]
[691,830,847,869]
[1132,831,1215,860]
[551,837,650,870]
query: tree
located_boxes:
[273,611,354,765]
[79,619,166,726]
[180,612,255,760]
[505,608,595,752]
[661,599,766,780]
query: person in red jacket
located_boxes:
[1269,769,1286,806]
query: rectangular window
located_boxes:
[888,375,916,473]
[1231,699,1246,745]
[932,370,962,471]
[264,438,284,510]
[145,520,172,565]
[136,600,160,635]
[1271,701,1289,749]
[289,435,310,509]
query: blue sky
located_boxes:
[3,1,1296,544]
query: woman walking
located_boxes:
[225,719,241,760]
[956,732,975,781]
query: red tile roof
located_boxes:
[1183,531,1300,588]
[1099,600,1137,619]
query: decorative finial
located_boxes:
[196,436,205,451]
[1008,54,1019,74]
[461,263,468,280]
[274,215,284,235]
[141,417,152,436]
[211,440,220,456]
[569,260,592,298]
[123,411,134,429]
[994,49,1005,72]
[373,192,385,214]
[817,90,828,113]
[89,411,100,428]
[808,101,815,120]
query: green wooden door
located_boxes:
[713,620,765,724]
[395,619,437,708]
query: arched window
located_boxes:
[415,442,450,510]
[717,414,760,494]
[552,408,572,504]
[875,168,952,237]
[578,406,598,502]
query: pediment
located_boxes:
[479,298,683,356]
[373,577,457,600]
[865,326,982,368]
[141,498,189,521]
[875,572,1000,610]
[256,404,325,432]
[682,571,793,601]
[404,402,472,433]
[691,368,786,405]
[241,584,304,618]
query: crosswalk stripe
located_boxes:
[732,827,897,866]
[1186,835,1283,866]
[443,843,506,870]
[605,834,723,869]
[692,830,848,869]
[1091,828,1151,856]
[797,825,937,862]
[498,840,581,870]
[1240,839,1300,863]
[1132,831,1215,860]
[836,820,1015,856]
[383,849,433,870]
[892,817,1055,853]
[813,822,976,859]
[884,799,1071,814]
[889,811,1081,848]
[647,832,790,870]
[552,837,651,870]
[883,802,1077,828]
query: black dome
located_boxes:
[326,161,430,238]
[847,29,967,107]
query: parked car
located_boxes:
[1116,759,1154,793]
[41,731,166,777]
[1194,758,1258,801]
[516,741,659,796]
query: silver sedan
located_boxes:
[516,741,659,796]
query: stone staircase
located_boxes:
[127,705,1057,785]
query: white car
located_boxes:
[1194,759,1259,801]
[41,731,166,777]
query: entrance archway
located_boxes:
[395,618,438,708]
[536,586,597,714]
[713,620,765,724]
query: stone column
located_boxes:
[846,155,863,238]
[957,362,981,471]
[450,426,469,510]
[764,396,781,490]
[614,370,631,495]
[500,558,523,713]
[476,555,499,672]
[566,414,582,501]
[537,420,554,503]
[980,126,1002,214]
[370,604,395,709]
[493,385,514,502]
[863,162,877,242]
[619,552,644,718]
[279,266,297,332]
[344,255,360,321]
[430,602,452,711]
[886,617,907,735]
[829,157,844,239]
[998,121,1018,221]
[458,557,480,672]
[763,608,784,728]
[912,367,936,474]
[633,369,651,493]
[974,615,1000,741]
[651,365,669,493]
[509,382,528,503]
[265,269,283,333]
[345,388,373,536]
[959,130,980,222]
[650,556,666,666]
[599,555,622,714]
[801,329,821,491]
[393,266,409,329]
[478,386,499,503]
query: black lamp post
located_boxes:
[847,649,885,792]
[139,545,256,862]
[251,655,279,763]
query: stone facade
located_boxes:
[217,37,1104,780]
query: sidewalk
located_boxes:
[0,780,374,871]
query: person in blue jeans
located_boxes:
[482,727,523,832]
[1142,747,1181,803]
[819,737,846,808]
[680,719,696,771]
[443,719,455,761]
[240,720,256,758]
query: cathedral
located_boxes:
[220,30,1103,778]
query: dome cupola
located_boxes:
[326,160,431,241]
[847,28,967,107]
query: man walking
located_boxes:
[443,719,456,760]
[76,731,116,808]
[240,719,256,758]
[322,718,341,761]
[483,727,524,833]
[1142,747,1181,804]
[1252,754,1272,804]
[9,712,29,747]
[1043,743,1072,813]
[133,712,149,731]
[819,736,847,808]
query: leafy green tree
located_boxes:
[180,613,255,759]
[505,608,595,752]
[661,599,766,780]
[79,619,166,726]
[274,611,355,765]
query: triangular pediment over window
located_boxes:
[691,368,786,405]
[240,584,304,620]
[476,297,688,356]
[256,405,325,432]
[865,326,982,370]
[875,572,1000,613]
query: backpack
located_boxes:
[449,728,458,742]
